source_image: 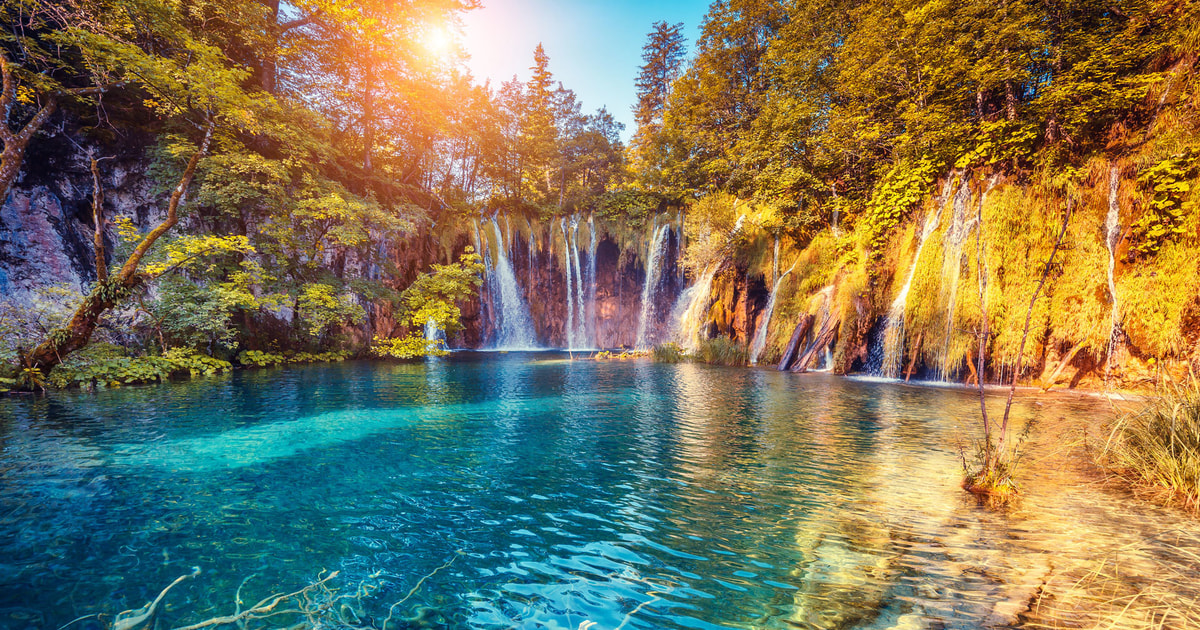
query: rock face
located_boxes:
[456,221,686,350]
[0,138,689,352]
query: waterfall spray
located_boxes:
[570,216,586,347]
[936,179,975,381]
[635,218,671,349]
[488,219,538,349]
[879,177,956,378]
[672,266,719,353]
[749,260,797,365]
[586,214,598,345]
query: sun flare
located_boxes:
[421,25,453,58]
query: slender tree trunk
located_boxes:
[1,56,117,202]
[24,122,215,374]
[905,332,923,382]
[90,155,108,283]
[1042,340,1085,391]
[996,196,1073,462]
[0,53,59,202]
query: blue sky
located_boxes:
[461,0,712,140]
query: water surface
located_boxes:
[1,355,1196,629]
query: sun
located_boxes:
[421,25,453,58]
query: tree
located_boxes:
[372,248,483,358]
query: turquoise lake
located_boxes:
[2,355,1198,629]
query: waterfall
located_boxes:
[570,216,586,348]
[559,217,590,350]
[635,219,672,349]
[749,260,797,365]
[561,218,575,348]
[935,179,974,381]
[488,219,539,349]
[1106,165,1122,369]
[771,236,781,286]
[879,178,955,378]
[424,317,448,352]
[586,214,598,344]
[527,217,535,296]
[672,265,719,353]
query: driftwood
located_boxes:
[905,332,924,382]
[777,314,815,371]
[792,318,840,373]
[1042,340,1085,390]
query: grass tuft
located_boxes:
[694,337,749,366]
[651,343,685,363]
[1102,383,1200,514]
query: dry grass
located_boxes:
[1102,383,1200,515]
[1023,529,1200,629]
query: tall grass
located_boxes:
[651,342,685,363]
[694,337,749,366]
[1103,383,1200,513]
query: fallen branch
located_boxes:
[112,567,200,630]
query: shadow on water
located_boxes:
[0,354,1197,629]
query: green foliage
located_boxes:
[682,193,745,273]
[51,348,232,388]
[1131,151,1199,258]
[650,342,685,363]
[863,158,939,254]
[594,190,664,225]
[296,284,367,340]
[372,248,484,360]
[237,350,350,367]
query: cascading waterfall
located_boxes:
[561,218,575,348]
[635,218,672,349]
[879,178,955,378]
[488,219,539,349]
[527,216,535,296]
[672,265,719,353]
[1105,164,1122,370]
[771,236,781,285]
[935,179,974,380]
[586,214,598,343]
[559,217,590,350]
[749,260,797,365]
[570,216,586,348]
[424,317,448,352]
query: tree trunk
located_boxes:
[996,196,1074,461]
[90,156,108,283]
[777,313,814,371]
[792,318,839,373]
[905,332,923,382]
[24,122,215,375]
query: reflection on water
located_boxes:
[0,356,1197,629]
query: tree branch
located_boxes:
[117,119,215,280]
[279,10,321,33]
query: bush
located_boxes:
[1103,384,1200,513]
[51,348,233,388]
[651,342,685,363]
[694,337,749,366]
[237,350,350,367]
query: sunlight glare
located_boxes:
[422,25,453,58]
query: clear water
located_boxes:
[1,356,1198,629]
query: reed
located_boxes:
[1103,382,1200,514]
[694,337,749,366]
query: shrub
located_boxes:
[651,342,685,363]
[694,337,748,366]
[1103,384,1200,513]
[51,348,233,388]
